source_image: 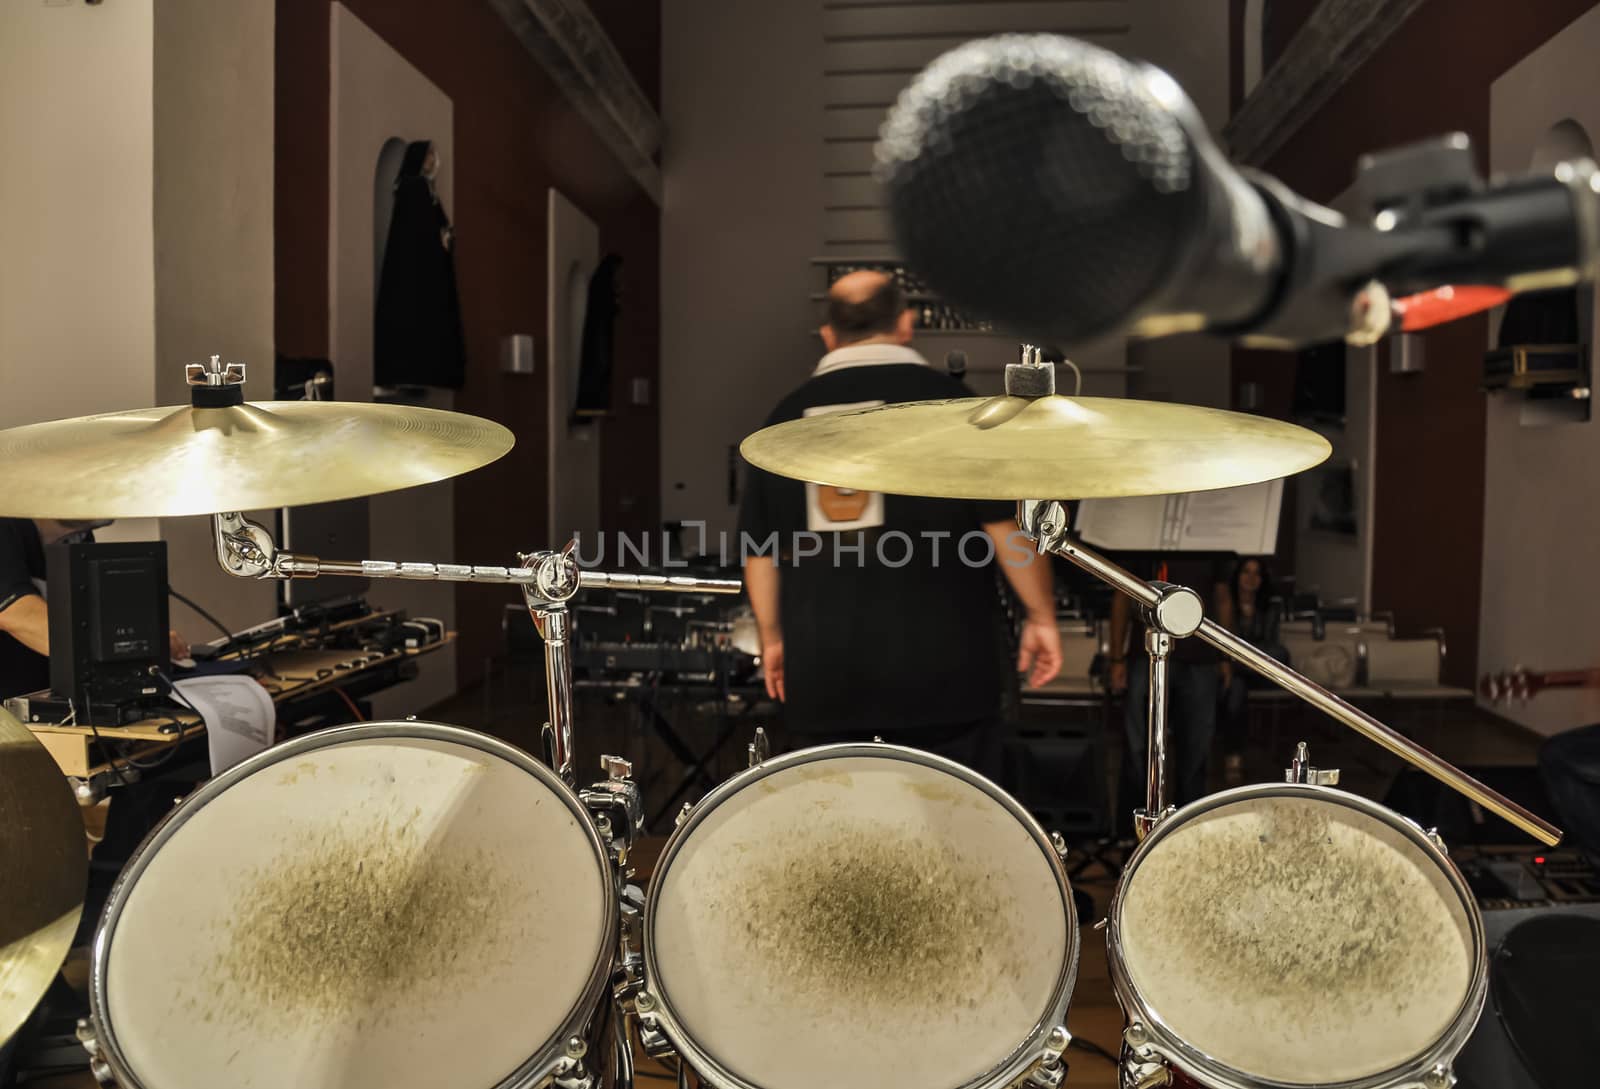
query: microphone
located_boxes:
[876,34,1595,350]
[944,349,967,378]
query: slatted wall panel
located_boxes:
[821,0,1133,255]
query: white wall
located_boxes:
[1484,5,1600,736]
[153,0,279,636]
[0,0,156,430]
[661,0,823,539]
[661,1,1237,539]
[329,3,459,716]
[1292,346,1376,609]
[1121,0,1232,409]
[0,0,277,636]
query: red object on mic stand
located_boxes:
[1392,285,1513,332]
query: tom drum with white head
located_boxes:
[639,743,1078,1089]
[87,722,615,1089]
[1109,784,1487,1089]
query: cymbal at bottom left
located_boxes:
[1,705,87,1042]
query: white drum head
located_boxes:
[94,725,611,1089]
[648,748,1075,1089]
[1115,791,1479,1086]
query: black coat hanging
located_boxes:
[374,140,467,389]
[573,254,621,418]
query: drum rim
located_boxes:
[639,741,1080,1089]
[1106,782,1489,1089]
[86,720,618,1089]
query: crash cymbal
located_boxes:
[741,394,1331,499]
[1,706,86,1040]
[0,401,514,519]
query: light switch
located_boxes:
[500,334,536,375]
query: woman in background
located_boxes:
[1221,557,1287,785]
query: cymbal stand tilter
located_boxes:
[999,357,1562,846]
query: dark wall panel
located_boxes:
[274,0,662,690]
[1237,0,1598,686]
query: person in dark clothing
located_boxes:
[1220,556,1287,785]
[1540,723,1600,860]
[738,270,1061,774]
[0,518,54,702]
[1108,555,1234,815]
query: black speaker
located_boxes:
[1000,722,1108,837]
[46,541,168,714]
[1455,905,1600,1089]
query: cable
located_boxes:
[332,686,366,722]
[82,695,132,791]
[168,587,234,644]
[154,671,202,717]
[121,718,193,771]
[1067,1035,1120,1065]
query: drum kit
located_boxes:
[0,347,1566,1089]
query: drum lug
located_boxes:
[1426,827,1449,855]
[1050,831,1069,861]
[1422,1063,1456,1089]
[1121,1024,1160,1066]
[1284,741,1340,786]
[747,726,770,768]
[75,1020,114,1087]
[1023,1026,1072,1089]
[551,1065,595,1089]
[1133,807,1173,841]
[1118,1029,1171,1089]
[633,994,678,1061]
[674,801,695,828]
[1120,1060,1172,1089]
[550,1035,596,1089]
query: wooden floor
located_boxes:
[22,667,1548,1089]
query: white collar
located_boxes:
[812,343,932,376]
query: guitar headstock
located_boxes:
[1479,666,1538,706]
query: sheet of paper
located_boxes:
[1076,479,1282,554]
[1174,479,1284,553]
[1072,494,1170,551]
[173,675,276,775]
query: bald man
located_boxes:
[739,270,1061,774]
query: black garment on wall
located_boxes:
[574,254,621,417]
[374,141,466,389]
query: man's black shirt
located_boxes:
[739,357,1015,735]
[0,518,49,700]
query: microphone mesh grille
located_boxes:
[876,35,1204,345]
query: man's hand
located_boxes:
[169,630,191,662]
[1017,615,1062,688]
[761,638,786,703]
[1108,659,1128,694]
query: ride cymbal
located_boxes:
[0,401,514,519]
[740,394,1330,499]
[1,706,86,1041]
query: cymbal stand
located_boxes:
[1123,582,1206,838]
[211,511,741,784]
[1017,498,1562,846]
